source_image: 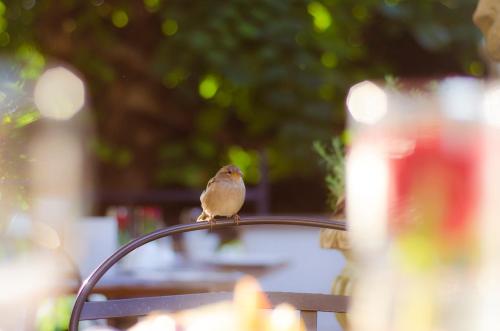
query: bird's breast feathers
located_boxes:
[201,178,245,217]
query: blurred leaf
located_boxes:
[159,143,186,160]
[193,138,216,158]
[15,44,45,80]
[199,74,219,99]
[196,107,226,133]
[162,19,178,36]
[237,22,260,39]
[314,137,345,210]
[227,145,260,183]
[116,148,132,167]
[15,110,39,128]
[307,1,332,32]
[111,9,129,28]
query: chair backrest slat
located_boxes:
[80,292,349,320]
[81,292,232,320]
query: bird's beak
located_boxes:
[234,169,243,178]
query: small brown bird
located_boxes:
[197,165,246,226]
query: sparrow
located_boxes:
[197,165,246,226]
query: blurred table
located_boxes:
[68,256,287,299]
[81,271,239,298]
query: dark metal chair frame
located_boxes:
[69,216,348,331]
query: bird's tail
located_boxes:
[196,211,208,222]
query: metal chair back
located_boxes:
[69,216,348,331]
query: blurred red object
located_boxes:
[387,125,480,244]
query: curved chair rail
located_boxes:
[69,216,347,331]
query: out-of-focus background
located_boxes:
[0,0,484,216]
[0,0,488,330]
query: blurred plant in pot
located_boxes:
[314,135,351,330]
[314,137,346,216]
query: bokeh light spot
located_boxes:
[321,51,338,68]
[17,44,46,79]
[62,19,77,34]
[116,148,132,167]
[22,0,36,10]
[144,0,160,12]
[352,5,369,21]
[307,2,332,32]
[163,68,188,88]
[111,10,129,28]
[468,61,485,77]
[227,146,261,183]
[16,111,40,127]
[162,19,178,36]
[0,1,6,16]
[347,81,387,124]
[34,66,85,120]
[199,75,219,99]
[319,85,334,100]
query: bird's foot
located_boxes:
[196,211,208,223]
[232,214,240,225]
[208,216,215,231]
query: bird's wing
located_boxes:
[206,176,218,189]
[200,176,218,203]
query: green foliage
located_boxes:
[91,139,133,168]
[314,137,345,211]
[15,109,39,128]
[0,64,39,215]
[0,0,483,188]
[227,146,260,184]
